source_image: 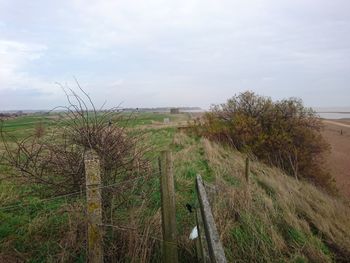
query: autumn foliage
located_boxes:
[192,91,333,190]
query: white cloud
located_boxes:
[0,40,51,91]
[0,0,349,108]
[68,0,267,51]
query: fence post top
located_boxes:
[84,149,101,186]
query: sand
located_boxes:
[322,119,350,199]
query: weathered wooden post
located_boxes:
[84,150,103,263]
[245,157,250,184]
[159,151,178,263]
[196,175,227,263]
[195,206,209,262]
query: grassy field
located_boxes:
[1,113,350,262]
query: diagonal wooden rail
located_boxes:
[196,175,227,263]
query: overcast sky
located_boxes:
[0,0,349,110]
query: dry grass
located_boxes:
[2,121,350,262]
[198,137,350,262]
[0,201,86,263]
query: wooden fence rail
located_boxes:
[195,175,227,263]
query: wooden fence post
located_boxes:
[245,157,250,184]
[196,175,227,263]
[84,150,103,263]
[159,151,178,263]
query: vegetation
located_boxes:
[191,91,333,191]
[0,97,195,262]
[0,90,150,198]
[1,94,349,262]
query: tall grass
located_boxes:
[1,113,350,262]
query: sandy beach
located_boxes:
[322,119,350,199]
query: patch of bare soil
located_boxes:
[322,120,350,199]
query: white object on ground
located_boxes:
[189,226,198,240]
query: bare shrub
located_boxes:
[0,85,151,197]
[0,85,161,261]
[191,91,333,191]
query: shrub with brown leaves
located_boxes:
[192,91,334,191]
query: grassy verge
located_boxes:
[1,113,350,262]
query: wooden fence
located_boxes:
[159,151,178,263]
[195,175,227,263]
[158,151,228,263]
[83,149,244,262]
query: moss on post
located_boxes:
[84,150,103,263]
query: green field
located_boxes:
[1,112,350,262]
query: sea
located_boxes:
[313,107,350,119]
[182,107,350,119]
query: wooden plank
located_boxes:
[196,206,210,262]
[204,181,216,207]
[196,175,227,263]
[84,150,104,263]
[159,151,178,263]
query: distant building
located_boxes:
[170,108,180,114]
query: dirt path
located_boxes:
[322,120,350,199]
[323,120,350,128]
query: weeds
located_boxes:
[1,111,350,262]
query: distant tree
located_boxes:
[193,91,333,190]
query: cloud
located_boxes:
[0,0,349,108]
[0,39,51,90]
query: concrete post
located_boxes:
[84,150,103,263]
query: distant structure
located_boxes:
[0,111,26,120]
[170,108,180,114]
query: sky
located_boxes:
[0,0,349,110]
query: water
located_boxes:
[313,107,350,119]
[180,107,350,119]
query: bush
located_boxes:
[0,87,150,197]
[192,91,333,190]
